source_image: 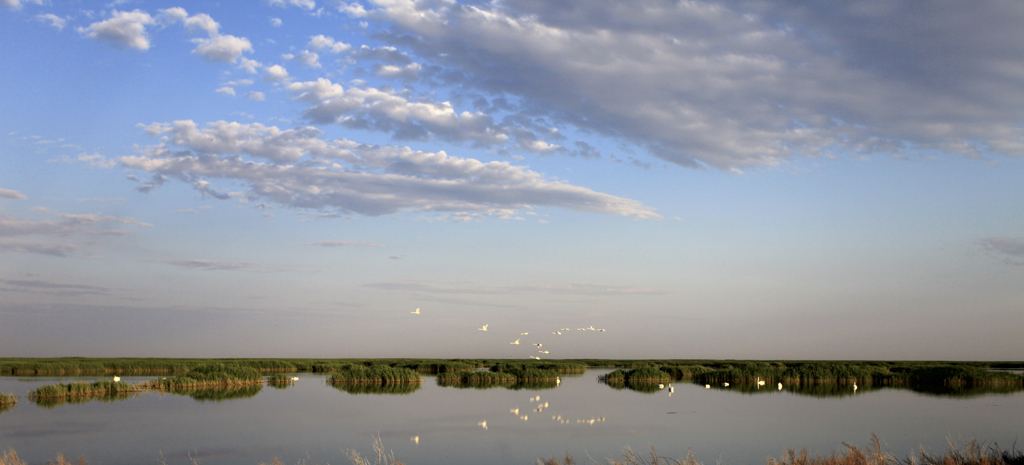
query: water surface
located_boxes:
[1,370,1021,465]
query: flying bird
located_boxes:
[539,350,549,354]
[534,343,543,348]
[411,308,420,314]
[597,329,606,332]
[588,326,596,330]
[553,331,561,335]
[520,332,529,335]
[478,324,488,331]
[478,420,488,430]
[560,328,570,331]
[510,339,520,345]
[113,376,120,382]
[411,436,419,444]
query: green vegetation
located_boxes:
[143,364,263,390]
[174,385,263,402]
[490,361,586,373]
[0,393,16,414]
[437,370,517,384]
[266,373,296,388]
[325,364,422,384]
[28,380,145,400]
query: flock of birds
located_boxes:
[411,307,607,359]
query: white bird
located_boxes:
[658,384,664,389]
[291,377,299,381]
[778,382,783,390]
[478,420,488,430]
[553,331,561,335]
[510,408,519,415]
[705,384,711,388]
[560,328,570,331]
[510,339,520,345]
[723,382,730,387]
[597,329,606,332]
[530,355,541,360]
[668,386,674,393]
[478,324,488,331]
[853,383,858,391]
[411,308,420,314]
[577,328,586,331]
[556,377,561,385]
[534,343,543,348]
[113,376,120,382]
[411,436,419,444]
[530,396,540,402]
[588,326,596,330]
[521,332,529,335]
[539,350,549,354]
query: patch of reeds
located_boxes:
[0,448,87,465]
[538,436,1024,465]
[437,370,517,384]
[0,393,16,406]
[491,362,587,373]
[28,380,145,400]
[265,373,295,388]
[326,365,422,384]
[175,385,263,402]
[143,364,264,390]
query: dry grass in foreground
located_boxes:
[539,436,1024,465]
[4,435,1021,465]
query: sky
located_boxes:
[1,0,1022,361]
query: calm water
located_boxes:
[1,370,1022,465]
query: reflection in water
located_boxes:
[604,378,1024,399]
[31,391,141,409]
[435,378,559,391]
[171,385,263,402]
[0,402,16,415]
[330,382,422,395]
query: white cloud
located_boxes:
[263,64,289,82]
[375,62,420,80]
[356,0,1024,170]
[1,0,42,10]
[245,91,266,101]
[120,120,660,218]
[77,9,155,50]
[308,35,351,53]
[35,14,67,31]
[192,34,253,63]
[0,188,27,200]
[238,57,262,74]
[287,50,321,68]
[269,17,282,27]
[215,86,236,96]
[76,153,117,168]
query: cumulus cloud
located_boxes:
[119,120,659,218]
[307,35,351,54]
[215,86,236,96]
[0,188,27,200]
[192,34,253,63]
[264,64,289,82]
[78,10,155,50]
[35,14,67,31]
[269,17,282,27]
[238,58,262,74]
[246,91,266,101]
[350,0,1024,171]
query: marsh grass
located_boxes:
[326,365,422,384]
[266,373,295,388]
[538,436,1024,465]
[331,382,422,395]
[436,371,517,384]
[0,393,16,406]
[0,448,87,465]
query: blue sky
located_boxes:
[1,0,1022,360]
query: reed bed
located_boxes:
[0,393,16,406]
[143,364,264,390]
[28,380,145,400]
[436,371,517,384]
[491,362,587,373]
[601,367,672,384]
[265,373,295,387]
[326,365,423,384]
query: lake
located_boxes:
[1,370,1022,465]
